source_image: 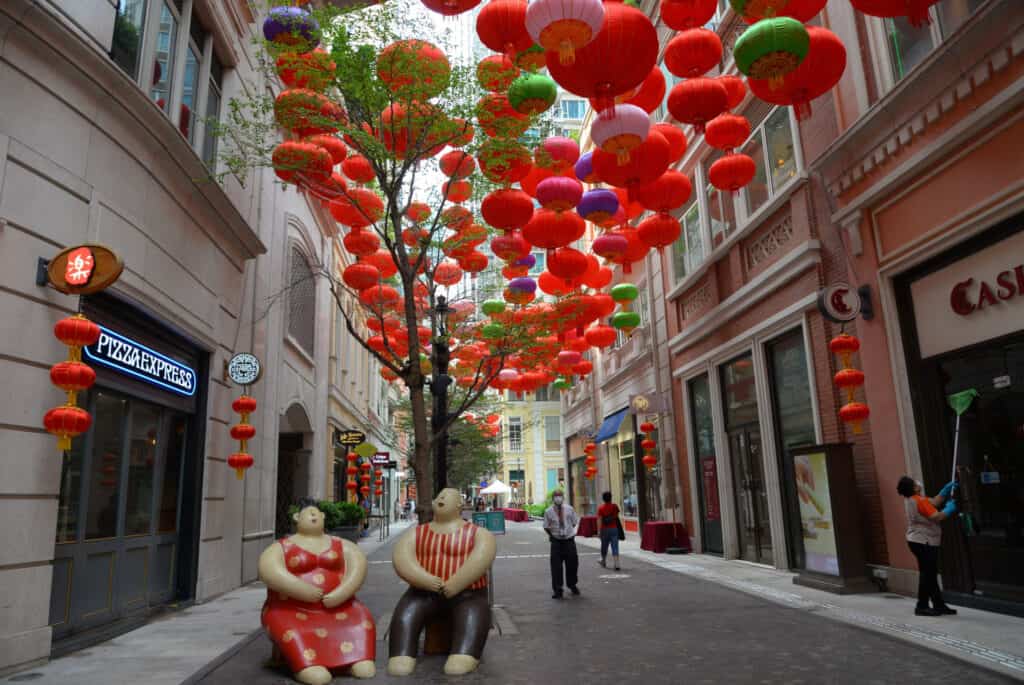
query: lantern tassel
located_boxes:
[235,468,246,480]
[616,149,630,166]
[794,101,813,122]
[558,41,575,66]
[57,434,71,451]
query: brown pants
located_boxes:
[389,587,490,660]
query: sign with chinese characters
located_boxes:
[85,326,197,396]
[336,429,366,446]
[227,352,262,386]
[47,244,123,295]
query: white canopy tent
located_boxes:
[479,479,511,495]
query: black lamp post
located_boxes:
[431,295,452,494]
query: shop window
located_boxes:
[545,415,561,452]
[287,247,316,357]
[704,150,736,249]
[507,417,523,453]
[111,0,147,80]
[742,108,797,218]
[150,2,178,113]
[125,404,161,535]
[884,0,985,84]
[56,421,88,543]
[158,416,187,532]
[671,196,701,283]
[621,455,638,517]
[689,374,723,553]
[85,393,129,540]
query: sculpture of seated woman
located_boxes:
[259,498,376,684]
[388,488,497,676]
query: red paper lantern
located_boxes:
[406,202,432,223]
[363,249,398,279]
[659,0,717,30]
[642,454,657,469]
[664,28,722,79]
[360,485,371,495]
[839,402,871,434]
[522,209,586,252]
[482,188,535,231]
[230,423,256,441]
[538,271,573,296]
[608,227,649,274]
[584,442,597,452]
[50,361,96,393]
[44,405,91,451]
[342,155,375,184]
[476,0,533,59]
[274,89,344,138]
[705,113,751,152]
[829,333,861,367]
[545,4,658,112]
[652,123,688,164]
[584,324,617,348]
[640,421,656,433]
[548,247,589,284]
[54,315,101,349]
[633,171,692,213]
[476,93,530,139]
[329,188,384,228]
[747,26,847,121]
[232,395,258,415]
[434,261,464,286]
[708,153,756,192]
[305,133,347,165]
[343,262,380,291]
[834,367,866,403]
[444,180,472,203]
[376,39,451,98]
[440,150,476,179]
[620,66,667,114]
[341,229,381,258]
[592,131,670,191]
[276,48,336,91]
[375,488,383,496]
[228,452,254,480]
[637,213,682,250]
[491,231,531,261]
[478,140,532,184]
[584,454,597,465]
[346,481,359,491]
[273,140,332,184]
[477,54,520,92]
[667,77,728,134]
[346,465,359,476]
[641,438,657,451]
[718,74,748,110]
[850,0,936,28]
[459,250,489,274]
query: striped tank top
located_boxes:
[415,522,487,590]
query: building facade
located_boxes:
[0,0,383,672]
[500,387,563,505]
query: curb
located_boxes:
[180,629,264,685]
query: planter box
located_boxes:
[329,526,362,543]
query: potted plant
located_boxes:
[288,500,365,543]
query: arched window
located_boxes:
[288,247,316,356]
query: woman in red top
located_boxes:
[597,491,621,571]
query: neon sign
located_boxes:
[84,326,197,396]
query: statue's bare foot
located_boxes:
[443,654,480,675]
[387,656,416,676]
[295,665,332,685]
[350,660,375,679]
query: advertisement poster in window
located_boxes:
[795,451,839,575]
[701,457,720,521]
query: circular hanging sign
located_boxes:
[227,353,262,386]
[817,283,861,323]
[47,244,123,295]
[354,441,378,458]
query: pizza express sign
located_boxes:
[949,264,1024,315]
[85,326,197,396]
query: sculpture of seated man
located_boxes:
[259,498,376,684]
[388,488,497,676]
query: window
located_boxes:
[742,107,797,218]
[544,415,561,452]
[689,374,723,553]
[530,250,546,276]
[111,0,147,79]
[288,247,316,356]
[111,0,224,160]
[704,150,736,247]
[507,417,523,453]
[560,98,586,120]
[885,0,985,83]
[535,384,554,402]
[671,197,701,282]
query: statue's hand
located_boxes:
[431,576,445,595]
[322,588,351,609]
[440,582,462,599]
[293,583,324,604]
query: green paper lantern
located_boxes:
[354,441,378,458]
[481,322,505,339]
[482,299,506,316]
[553,378,572,390]
[611,310,641,332]
[610,283,639,303]
[734,18,809,88]
[508,73,557,115]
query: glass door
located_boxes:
[722,355,774,565]
[689,374,723,554]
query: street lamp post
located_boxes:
[431,295,452,494]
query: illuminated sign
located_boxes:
[85,327,197,396]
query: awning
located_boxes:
[593,408,629,444]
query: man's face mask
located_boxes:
[553,496,564,505]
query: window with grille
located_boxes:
[544,415,561,452]
[288,248,316,356]
[507,417,523,453]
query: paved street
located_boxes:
[195,524,1018,685]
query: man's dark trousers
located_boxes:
[550,537,578,594]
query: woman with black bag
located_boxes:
[597,491,623,571]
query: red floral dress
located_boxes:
[261,536,375,672]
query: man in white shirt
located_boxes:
[543,489,580,599]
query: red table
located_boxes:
[640,521,691,553]
[577,515,598,538]
[501,508,529,522]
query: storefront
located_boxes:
[49,294,207,647]
[565,434,596,516]
[593,407,651,532]
[679,318,821,569]
[894,218,1024,606]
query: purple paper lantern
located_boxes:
[514,254,537,269]
[574,151,600,184]
[509,277,537,294]
[263,7,320,50]
[577,188,619,224]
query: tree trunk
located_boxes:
[408,382,434,524]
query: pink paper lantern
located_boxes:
[535,176,583,212]
[591,104,651,165]
[526,0,605,65]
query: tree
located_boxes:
[215,0,603,521]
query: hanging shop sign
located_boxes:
[816,282,872,323]
[628,392,662,415]
[46,244,124,295]
[227,352,262,386]
[336,429,366,446]
[371,452,391,466]
[84,326,197,396]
